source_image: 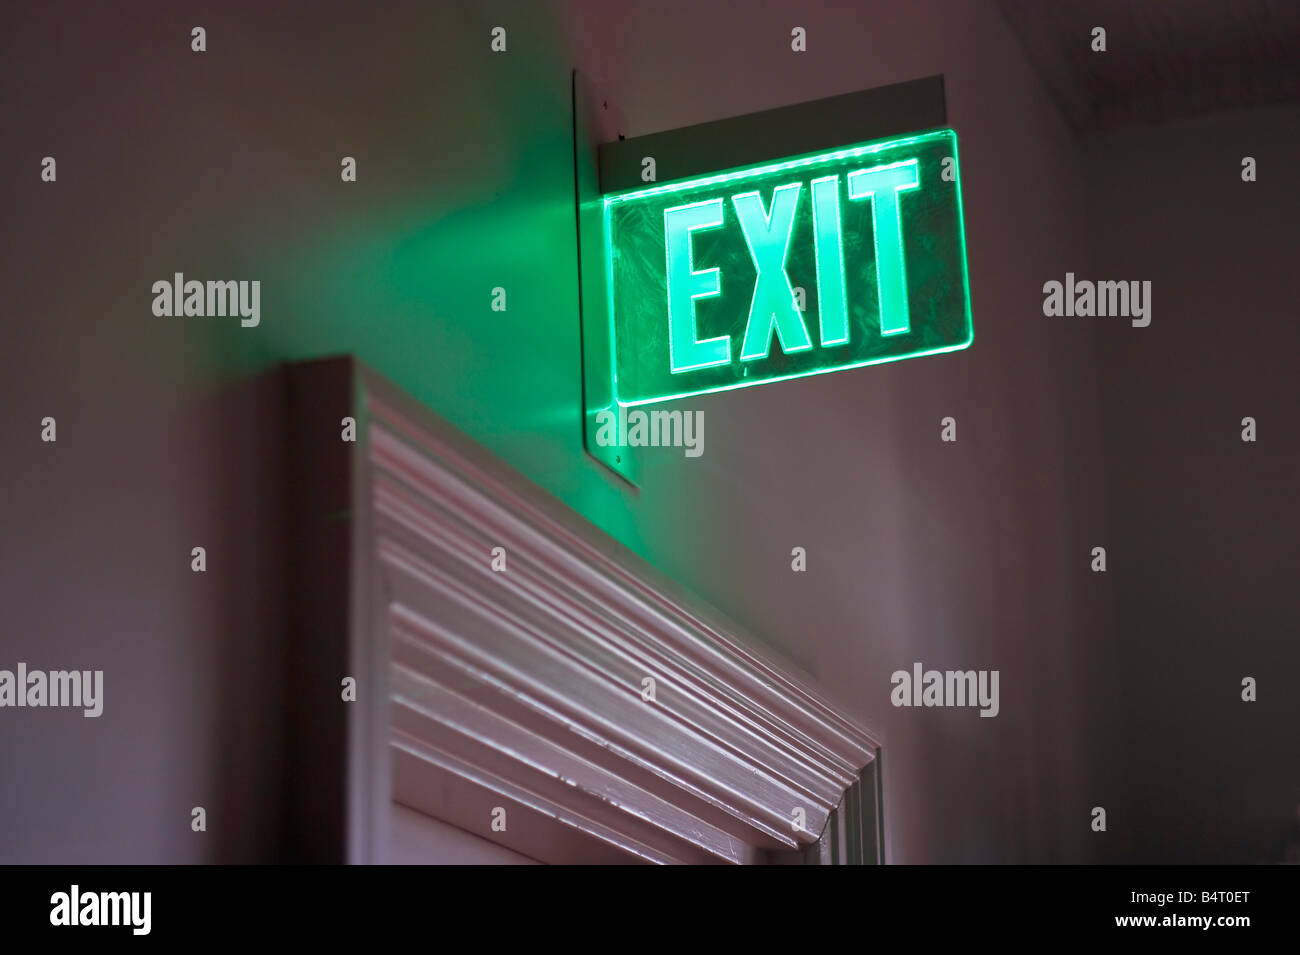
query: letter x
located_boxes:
[733,183,812,361]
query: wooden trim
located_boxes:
[286,357,883,864]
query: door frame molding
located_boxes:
[284,357,884,864]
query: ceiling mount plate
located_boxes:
[573,69,639,485]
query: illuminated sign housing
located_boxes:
[600,128,973,409]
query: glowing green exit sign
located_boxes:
[600,128,972,406]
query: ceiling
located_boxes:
[998,0,1300,132]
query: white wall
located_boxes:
[1087,105,1300,862]
[0,0,1128,863]
[390,804,538,865]
[562,0,1120,862]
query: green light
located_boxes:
[733,183,811,361]
[847,159,920,336]
[664,199,728,372]
[602,128,973,407]
[810,175,848,348]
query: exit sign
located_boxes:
[600,128,972,407]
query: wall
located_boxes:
[390,804,537,865]
[564,0,1122,863]
[1,0,1124,862]
[1087,105,1300,863]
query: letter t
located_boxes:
[847,159,920,336]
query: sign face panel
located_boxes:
[601,128,972,407]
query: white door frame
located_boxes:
[283,357,884,864]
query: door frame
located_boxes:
[283,357,885,864]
